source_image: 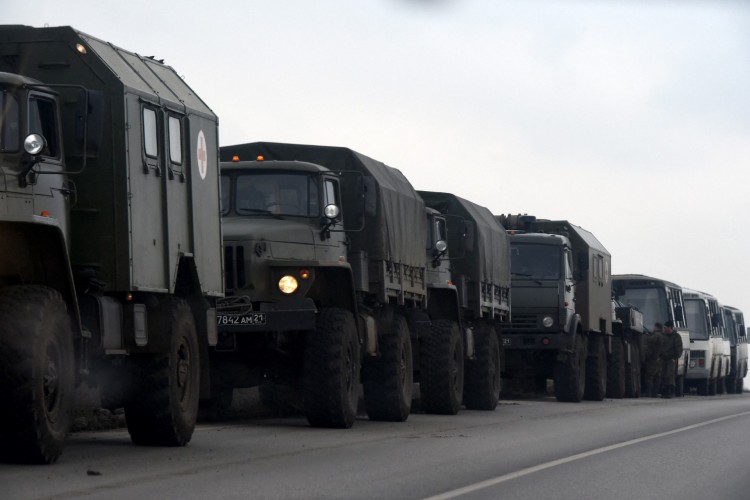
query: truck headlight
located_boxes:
[278,275,298,294]
[542,316,554,328]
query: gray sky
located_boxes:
[9,0,750,321]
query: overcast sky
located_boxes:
[8,0,750,322]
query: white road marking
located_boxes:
[424,410,750,500]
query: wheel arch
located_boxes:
[0,220,81,334]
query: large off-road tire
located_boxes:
[420,320,464,415]
[606,338,626,399]
[363,314,413,422]
[124,299,200,446]
[463,323,500,410]
[584,335,608,401]
[303,307,360,428]
[554,333,587,402]
[625,343,641,398]
[0,285,75,464]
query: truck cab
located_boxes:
[498,215,611,403]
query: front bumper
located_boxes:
[216,297,317,333]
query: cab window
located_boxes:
[28,96,59,157]
[143,107,158,158]
[0,91,20,152]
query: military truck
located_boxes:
[613,275,690,396]
[496,215,612,402]
[0,25,222,463]
[216,141,450,424]
[418,191,511,411]
[721,306,747,394]
[682,288,730,395]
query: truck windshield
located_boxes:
[510,244,561,280]
[0,91,20,153]
[235,172,319,217]
[684,299,709,340]
[615,287,668,332]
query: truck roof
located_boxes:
[221,159,330,174]
[613,274,682,290]
[0,25,215,120]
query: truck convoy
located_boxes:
[2,23,745,467]
[214,143,510,426]
[612,275,691,396]
[722,306,748,393]
[496,215,614,402]
[0,25,223,463]
[682,289,730,395]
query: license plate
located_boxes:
[217,313,267,326]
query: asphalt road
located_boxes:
[4,393,750,500]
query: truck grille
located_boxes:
[224,245,245,290]
[509,314,538,330]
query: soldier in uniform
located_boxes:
[642,322,664,397]
[659,320,684,398]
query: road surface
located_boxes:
[3,392,750,499]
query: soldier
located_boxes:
[659,320,684,398]
[642,322,664,397]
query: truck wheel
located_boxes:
[420,320,464,415]
[0,285,74,464]
[554,333,587,402]
[463,324,500,410]
[606,338,625,399]
[303,307,360,428]
[363,314,413,422]
[125,299,199,446]
[625,343,641,398]
[584,335,607,401]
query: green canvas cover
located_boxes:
[419,191,510,291]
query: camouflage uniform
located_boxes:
[660,324,683,398]
[642,326,664,397]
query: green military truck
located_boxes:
[418,191,511,411]
[0,25,222,463]
[497,215,612,402]
[217,142,443,425]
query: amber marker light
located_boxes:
[76,43,87,55]
[256,155,264,161]
[299,269,311,280]
[232,155,240,162]
[40,211,50,217]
